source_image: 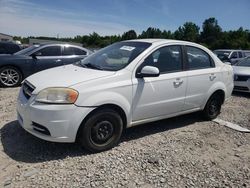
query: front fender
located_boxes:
[75,91,132,124]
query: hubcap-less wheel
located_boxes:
[91,120,114,145]
[208,100,219,116]
[0,68,20,87]
[79,109,123,152]
[203,94,222,120]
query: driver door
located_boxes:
[132,45,187,122]
[31,45,63,73]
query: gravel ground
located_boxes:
[0,88,250,188]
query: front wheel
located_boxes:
[79,109,123,152]
[0,66,22,87]
[202,94,222,120]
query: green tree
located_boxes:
[174,22,200,42]
[121,30,137,40]
[139,27,162,38]
[200,17,222,49]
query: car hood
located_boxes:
[26,64,116,93]
[232,66,250,75]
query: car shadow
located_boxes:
[1,112,203,163]
[232,91,250,98]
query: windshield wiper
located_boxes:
[81,63,103,70]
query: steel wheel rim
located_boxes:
[91,120,114,145]
[208,100,219,116]
[0,68,20,86]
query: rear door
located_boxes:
[183,45,220,110]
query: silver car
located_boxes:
[233,57,250,93]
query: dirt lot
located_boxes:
[0,87,250,188]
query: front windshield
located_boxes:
[79,41,151,71]
[236,57,250,67]
[14,45,40,55]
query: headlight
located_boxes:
[36,88,78,104]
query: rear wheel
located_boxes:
[0,66,22,87]
[79,108,123,152]
[202,94,222,120]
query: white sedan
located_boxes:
[17,39,233,152]
[233,56,250,93]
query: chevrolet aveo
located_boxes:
[17,39,233,152]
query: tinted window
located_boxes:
[63,47,86,55]
[187,46,213,70]
[35,46,61,56]
[238,52,243,58]
[231,52,237,59]
[143,45,182,73]
[0,44,7,54]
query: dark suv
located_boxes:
[0,42,21,54]
[0,43,92,87]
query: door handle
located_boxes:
[209,73,216,80]
[173,78,183,87]
[54,59,61,62]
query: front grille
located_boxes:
[234,86,249,91]
[32,122,51,136]
[22,81,35,100]
[234,75,250,81]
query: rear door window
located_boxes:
[186,46,214,70]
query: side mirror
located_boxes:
[31,52,42,59]
[136,66,160,78]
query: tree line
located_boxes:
[14,17,250,50]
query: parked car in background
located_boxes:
[214,49,246,64]
[17,39,233,152]
[244,50,250,57]
[0,41,21,54]
[0,43,92,87]
[232,56,250,93]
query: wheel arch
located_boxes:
[0,64,24,79]
[76,103,128,142]
[0,64,24,87]
[203,89,225,110]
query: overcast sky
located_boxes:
[0,0,250,37]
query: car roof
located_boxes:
[38,43,81,47]
[126,38,211,50]
[128,38,188,43]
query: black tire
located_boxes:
[79,108,123,152]
[0,66,22,87]
[202,94,222,120]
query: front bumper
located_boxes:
[234,80,250,93]
[16,88,94,143]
